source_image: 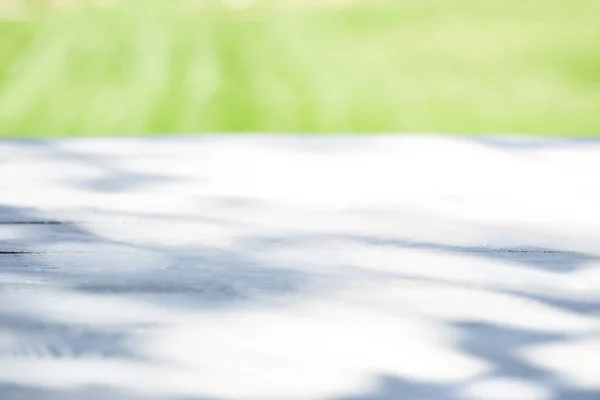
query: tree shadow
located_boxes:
[1,136,600,399]
[338,322,600,400]
[0,384,221,400]
[241,233,599,273]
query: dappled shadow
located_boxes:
[0,204,313,307]
[241,233,599,273]
[0,312,146,360]
[338,322,600,400]
[0,384,221,400]
[1,135,600,399]
[336,375,459,400]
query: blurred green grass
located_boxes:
[0,0,599,137]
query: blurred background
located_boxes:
[0,0,598,137]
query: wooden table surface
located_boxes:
[1,135,599,400]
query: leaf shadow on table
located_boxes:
[1,137,599,400]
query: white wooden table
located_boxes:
[0,135,599,400]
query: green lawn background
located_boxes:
[0,0,598,137]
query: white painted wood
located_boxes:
[1,135,599,399]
